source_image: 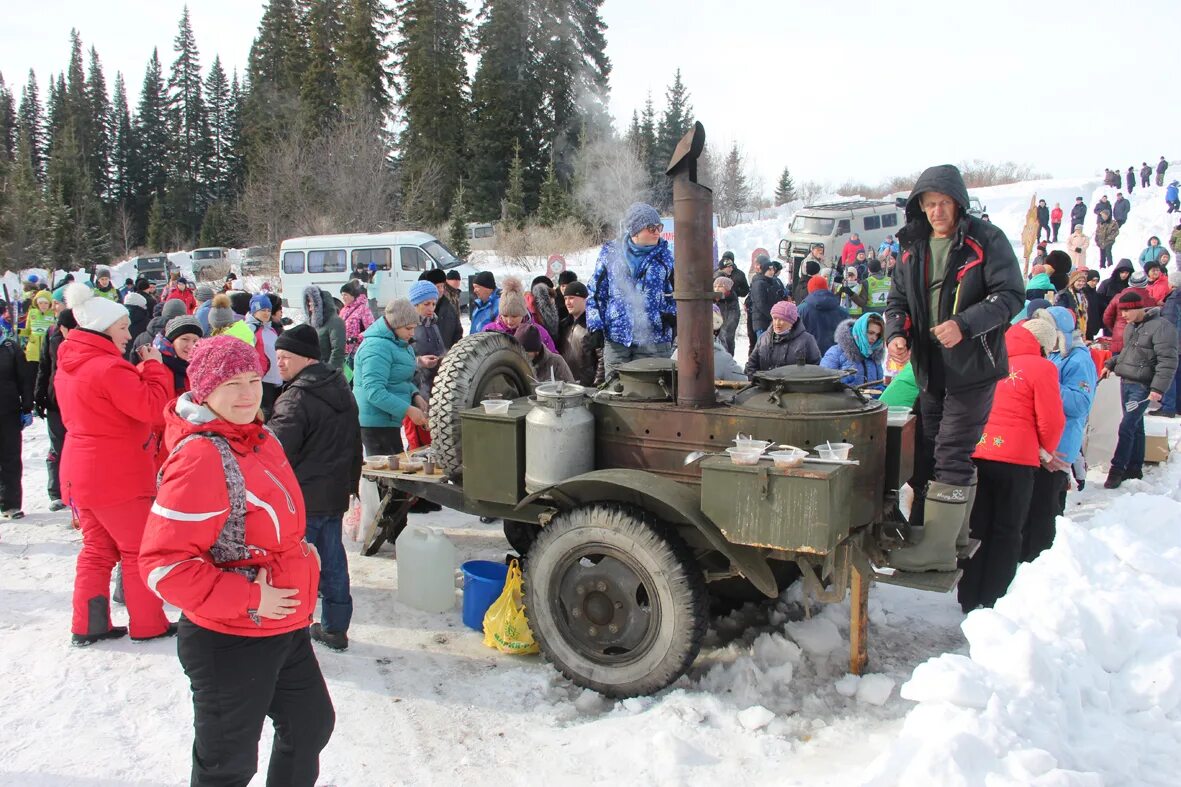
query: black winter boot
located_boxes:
[131,622,178,643]
[72,627,128,647]
[311,622,348,652]
[1104,469,1124,489]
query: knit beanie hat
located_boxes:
[531,275,555,290]
[807,275,829,294]
[623,202,661,237]
[805,260,821,276]
[1025,298,1052,318]
[473,271,496,290]
[208,293,237,332]
[514,324,543,353]
[135,277,151,292]
[446,269,463,283]
[94,265,112,281]
[564,281,589,299]
[713,276,734,292]
[161,298,188,322]
[58,309,78,330]
[166,315,204,342]
[249,293,273,314]
[498,277,527,317]
[1129,271,1149,288]
[720,250,735,263]
[64,283,127,332]
[274,323,321,360]
[123,292,148,310]
[1021,317,1058,356]
[195,284,215,304]
[1118,290,1144,309]
[770,300,799,324]
[556,270,577,286]
[384,298,418,328]
[187,335,264,404]
[408,280,439,306]
[419,268,447,285]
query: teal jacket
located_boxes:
[352,317,419,428]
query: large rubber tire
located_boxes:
[524,505,707,698]
[428,332,535,479]
[503,519,539,555]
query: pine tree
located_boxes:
[1,127,52,269]
[447,181,471,259]
[17,71,44,180]
[62,30,91,163]
[538,157,569,226]
[774,166,795,206]
[651,70,692,210]
[166,5,209,241]
[395,0,471,226]
[85,47,111,200]
[199,201,229,246]
[244,0,309,171]
[301,0,344,130]
[134,50,170,240]
[502,140,525,228]
[204,56,232,202]
[146,194,167,251]
[109,73,134,209]
[45,74,65,142]
[0,74,15,161]
[339,0,395,117]
[639,92,656,174]
[225,72,246,195]
[717,142,749,226]
[45,126,110,266]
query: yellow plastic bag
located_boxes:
[482,560,539,655]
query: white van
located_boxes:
[278,231,478,311]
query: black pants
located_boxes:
[1051,222,1061,242]
[1038,222,1050,241]
[47,409,65,500]
[361,426,403,456]
[958,459,1035,613]
[1168,201,1180,214]
[177,619,334,787]
[1142,175,1150,188]
[1099,245,1114,267]
[0,413,22,511]
[1022,467,1068,563]
[917,377,995,487]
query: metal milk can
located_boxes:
[525,381,595,493]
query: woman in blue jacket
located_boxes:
[1140,236,1166,268]
[1022,306,1096,562]
[352,298,429,456]
[819,313,885,388]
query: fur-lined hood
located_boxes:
[833,318,884,364]
[302,286,338,328]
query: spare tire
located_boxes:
[429,332,535,478]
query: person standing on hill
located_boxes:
[1094,209,1120,269]
[1157,156,1169,187]
[713,275,741,355]
[1126,166,1136,194]
[34,309,75,512]
[1095,259,1134,329]
[1036,199,1051,242]
[1166,180,1180,214]
[1112,192,1131,227]
[1070,196,1088,232]
[1141,162,1153,189]
[1050,203,1063,243]
[1066,224,1090,269]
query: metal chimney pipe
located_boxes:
[667,122,716,409]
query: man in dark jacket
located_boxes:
[0,332,31,519]
[1126,166,1135,194]
[717,253,750,300]
[1083,270,1104,342]
[1102,292,1178,488]
[122,292,151,362]
[33,310,75,511]
[558,282,600,387]
[798,275,848,354]
[269,323,363,651]
[884,164,1024,573]
[1158,156,1169,187]
[418,269,462,349]
[1141,162,1153,189]
[748,256,785,340]
[1036,199,1050,242]
[1069,197,1087,232]
[1112,192,1130,227]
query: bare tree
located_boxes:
[112,203,135,258]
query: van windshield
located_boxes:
[422,240,462,268]
[789,216,836,236]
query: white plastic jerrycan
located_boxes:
[395,523,458,613]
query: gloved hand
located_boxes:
[840,286,853,297]
[588,330,605,350]
[20,413,33,430]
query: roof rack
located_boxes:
[803,199,896,211]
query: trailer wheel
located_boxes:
[524,505,707,698]
[503,519,538,556]
[428,332,534,479]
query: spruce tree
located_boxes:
[46,74,65,142]
[774,166,795,206]
[166,5,209,241]
[502,140,525,229]
[447,181,471,259]
[204,56,232,202]
[109,73,134,210]
[652,70,692,210]
[86,47,111,200]
[199,202,228,246]
[301,0,344,130]
[339,0,395,117]
[46,126,109,266]
[244,0,309,171]
[639,92,656,175]
[225,72,246,195]
[395,0,471,226]
[146,195,167,251]
[538,157,569,226]
[0,74,14,161]
[18,71,44,180]
[2,128,51,268]
[134,50,170,239]
[718,142,749,225]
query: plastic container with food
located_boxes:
[732,438,772,453]
[816,442,854,461]
[887,406,912,423]
[481,399,511,415]
[364,455,389,470]
[768,449,807,468]
[725,447,764,466]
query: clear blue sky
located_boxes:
[3,0,1178,191]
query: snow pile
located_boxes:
[865,459,1181,786]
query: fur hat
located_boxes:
[556,270,578,286]
[64,283,128,332]
[419,268,447,285]
[805,260,821,276]
[498,276,528,318]
[473,271,496,290]
[94,266,112,281]
[274,323,321,360]
[531,275,555,290]
[771,300,799,324]
[807,276,829,294]
[384,298,418,328]
[249,293,273,314]
[713,276,733,292]
[161,298,188,322]
[187,335,264,404]
[408,280,439,306]
[563,282,589,299]
[1021,317,1058,355]
[165,315,204,342]
[122,292,148,310]
[208,293,237,332]
[195,284,215,304]
[623,202,661,237]
[514,323,543,353]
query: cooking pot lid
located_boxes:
[616,358,676,376]
[535,381,589,399]
[754,365,846,385]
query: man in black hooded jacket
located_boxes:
[884,164,1025,573]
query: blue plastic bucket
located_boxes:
[461,560,509,631]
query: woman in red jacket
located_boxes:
[959,317,1065,613]
[166,277,198,314]
[56,283,175,645]
[140,336,333,787]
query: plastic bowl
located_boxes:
[733,438,772,453]
[725,447,764,466]
[887,406,912,422]
[364,455,389,470]
[768,449,807,468]
[481,399,511,415]
[816,442,854,461]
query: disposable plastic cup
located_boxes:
[725,447,763,466]
[768,449,807,468]
[482,399,511,415]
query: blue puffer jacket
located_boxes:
[469,290,500,335]
[352,316,419,428]
[820,318,885,386]
[586,238,676,347]
[798,289,849,355]
[1046,308,1097,464]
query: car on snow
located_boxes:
[779,199,903,271]
[190,247,230,280]
[132,254,171,286]
[240,245,276,274]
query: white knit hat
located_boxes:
[64,282,128,332]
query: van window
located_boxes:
[836,219,851,235]
[862,215,881,231]
[352,248,392,271]
[789,216,835,236]
[308,249,346,274]
[421,240,461,269]
[282,251,305,274]
[400,247,430,271]
[881,213,898,228]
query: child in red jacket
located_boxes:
[959,318,1065,613]
[141,336,333,786]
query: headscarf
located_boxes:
[851,313,884,358]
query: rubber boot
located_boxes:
[889,481,969,573]
[956,471,978,550]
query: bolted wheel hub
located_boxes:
[555,549,658,662]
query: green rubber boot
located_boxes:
[889,481,969,573]
[957,471,978,550]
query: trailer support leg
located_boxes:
[849,563,870,676]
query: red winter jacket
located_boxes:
[167,288,197,314]
[841,240,865,265]
[1146,275,1171,306]
[56,329,175,509]
[972,324,1065,467]
[141,396,319,637]
[1103,286,1157,353]
[1050,207,1063,224]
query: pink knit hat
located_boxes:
[187,335,264,403]
[770,300,799,324]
